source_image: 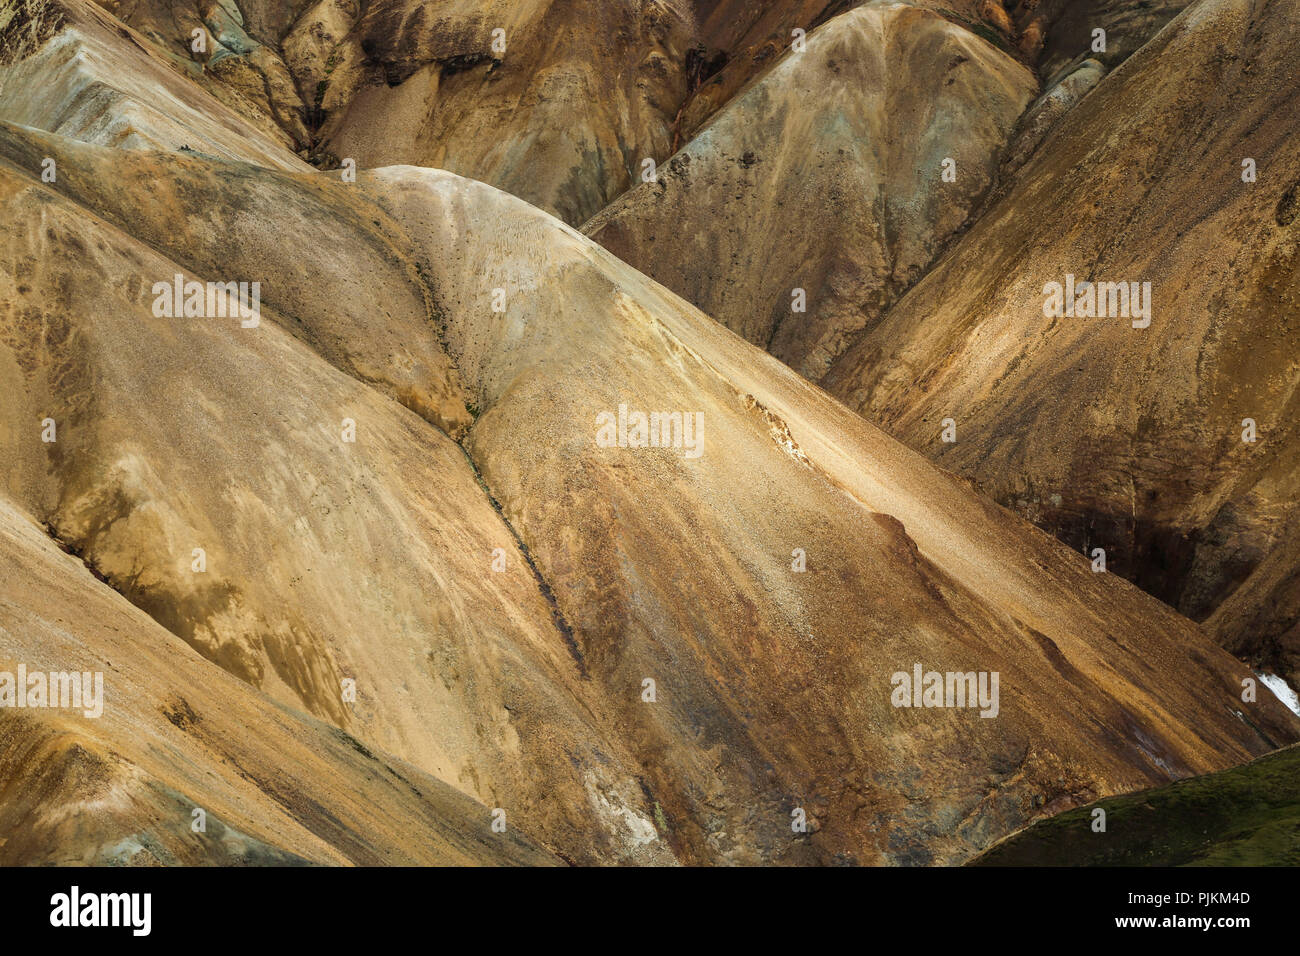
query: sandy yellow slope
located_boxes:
[0,17,1296,860]
[0,121,471,436]
[585,3,1037,380]
[0,0,306,168]
[0,496,558,865]
[368,161,1298,863]
[823,0,1300,687]
[0,147,678,864]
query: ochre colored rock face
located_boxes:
[584,4,1037,381]
[0,498,560,865]
[0,0,1297,868]
[678,1,1019,139]
[314,0,696,225]
[822,0,1300,690]
[0,0,307,167]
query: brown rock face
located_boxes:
[1002,56,1105,176]
[1010,0,1192,76]
[0,0,306,167]
[31,0,692,222]
[314,0,695,224]
[678,0,858,139]
[0,123,472,436]
[368,163,1299,864]
[679,1,1019,138]
[0,0,1297,869]
[0,497,559,865]
[585,3,1037,380]
[88,0,316,148]
[3,116,1296,863]
[823,0,1300,686]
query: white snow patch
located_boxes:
[1258,671,1300,716]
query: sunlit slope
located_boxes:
[0,497,558,865]
[0,150,676,865]
[368,162,1299,863]
[585,2,1036,380]
[0,0,305,168]
[824,0,1300,687]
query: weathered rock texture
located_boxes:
[1010,0,1191,77]
[585,3,1037,380]
[0,0,306,167]
[0,0,1296,868]
[313,0,695,224]
[676,0,1019,140]
[824,0,1300,687]
[0,498,559,865]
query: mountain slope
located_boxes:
[89,0,317,149]
[584,2,1037,380]
[2,0,1298,866]
[0,142,677,865]
[4,122,1296,863]
[1012,0,1192,77]
[314,0,695,225]
[367,161,1299,863]
[676,0,1018,140]
[0,497,558,865]
[823,0,1300,686]
[0,0,306,168]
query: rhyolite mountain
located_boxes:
[822,0,1300,690]
[0,0,1296,867]
[585,0,1300,694]
[583,2,1037,380]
